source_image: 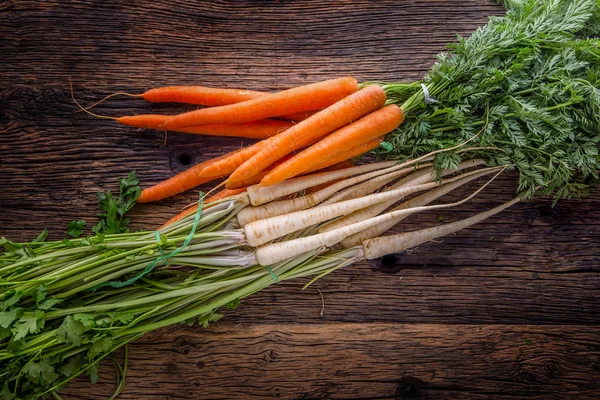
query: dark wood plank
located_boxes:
[1,1,503,87]
[60,323,600,400]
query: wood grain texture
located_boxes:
[62,323,600,400]
[1,0,599,398]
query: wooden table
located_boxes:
[2,1,599,398]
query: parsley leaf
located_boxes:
[0,310,19,328]
[0,328,12,340]
[88,337,113,360]
[23,360,59,386]
[33,284,46,305]
[112,312,134,325]
[1,291,21,311]
[59,355,86,378]
[56,315,87,346]
[67,220,86,238]
[13,311,45,341]
[73,313,95,329]
[87,361,100,384]
[92,171,140,235]
[199,310,224,329]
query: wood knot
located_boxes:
[173,335,193,355]
[170,148,201,171]
[264,349,278,363]
[369,253,404,274]
[515,368,540,384]
[395,377,428,400]
[543,360,563,379]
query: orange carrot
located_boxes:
[159,187,248,228]
[116,114,167,129]
[261,105,403,185]
[141,86,265,106]
[85,88,321,123]
[279,110,319,122]
[225,170,269,190]
[163,77,359,129]
[117,115,293,139]
[227,84,386,183]
[197,139,271,179]
[225,154,295,189]
[137,143,266,203]
[138,173,226,204]
[304,138,383,174]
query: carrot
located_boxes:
[225,154,295,190]
[261,105,403,185]
[228,85,386,183]
[137,142,267,203]
[159,187,248,228]
[117,115,293,139]
[162,77,359,129]
[279,110,319,122]
[138,173,226,204]
[141,86,265,106]
[225,170,269,190]
[84,88,322,123]
[197,139,271,179]
[304,138,382,174]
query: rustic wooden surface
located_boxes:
[1,1,599,399]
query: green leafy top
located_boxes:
[381,0,600,201]
[92,171,141,235]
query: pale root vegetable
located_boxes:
[246,161,396,206]
[303,160,356,194]
[317,163,432,207]
[318,159,487,233]
[253,169,504,265]
[362,197,521,259]
[163,77,359,129]
[236,163,425,226]
[340,167,498,247]
[244,176,466,247]
[160,187,248,228]
[260,104,404,185]
[227,84,387,183]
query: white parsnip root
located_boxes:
[340,167,497,247]
[244,177,463,247]
[236,163,426,226]
[318,160,489,234]
[362,196,521,259]
[246,161,396,206]
[254,170,503,265]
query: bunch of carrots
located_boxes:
[79,77,405,219]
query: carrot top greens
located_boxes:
[379,0,600,201]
